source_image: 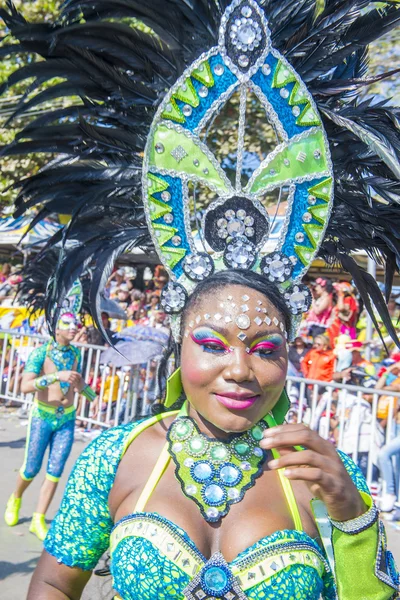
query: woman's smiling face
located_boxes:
[180,284,288,433]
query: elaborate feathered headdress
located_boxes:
[1,0,400,340]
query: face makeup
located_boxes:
[180,285,288,434]
[184,294,287,342]
[190,327,233,354]
[214,392,259,410]
[247,333,284,355]
[57,312,78,332]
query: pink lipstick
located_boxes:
[214,392,259,410]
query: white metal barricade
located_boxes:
[0,329,150,429]
[2,329,400,496]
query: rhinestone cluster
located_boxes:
[229,6,262,54]
[283,284,312,316]
[183,551,248,600]
[260,252,293,283]
[217,208,255,241]
[161,282,188,314]
[183,253,215,282]
[170,145,188,163]
[224,237,256,270]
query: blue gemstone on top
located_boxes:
[219,463,242,487]
[203,565,229,594]
[203,483,226,506]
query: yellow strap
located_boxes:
[133,404,189,512]
[121,410,179,458]
[266,412,303,532]
[134,442,171,512]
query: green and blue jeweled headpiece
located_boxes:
[143,0,333,331]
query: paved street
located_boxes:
[0,406,112,599]
[1,405,400,598]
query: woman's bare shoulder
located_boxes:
[108,413,176,518]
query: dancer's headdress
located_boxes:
[17,249,84,329]
[1,0,400,341]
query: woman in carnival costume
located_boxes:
[4,282,97,541]
[1,0,400,597]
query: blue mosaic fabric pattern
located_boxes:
[24,343,47,375]
[21,403,76,480]
[337,449,370,494]
[110,521,335,600]
[44,421,137,570]
[24,341,82,394]
[112,528,192,599]
[45,423,376,598]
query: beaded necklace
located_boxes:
[46,341,80,394]
[167,414,267,523]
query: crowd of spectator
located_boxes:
[1,262,400,515]
[104,265,168,325]
[286,276,400,515]
[0,263,22,306]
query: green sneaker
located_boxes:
[29,513,49,541]
[4,493,21,527]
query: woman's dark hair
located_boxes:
[315,277,333,295]
[155,269,291,411]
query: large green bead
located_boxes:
[250,425,264,441]
[234,441,250,456]
[209,444,229,462]
[187,436,208,457]
[173,419,193,440]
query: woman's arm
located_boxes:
[312,293,331,315]
[28,552,91,600]
[261,425,399,599]
[29,424,133,597]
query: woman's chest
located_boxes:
[111,455,319,563]
[109,513,332,600]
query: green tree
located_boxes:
[0,1,61,210]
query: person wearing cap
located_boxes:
[116,284,131,311]
[107,268,126,299]
[332,340,375,383]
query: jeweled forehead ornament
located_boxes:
[143,0,333,339]
[185,294,287,342]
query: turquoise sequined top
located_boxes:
[24,341,81,394]
[44,418,376,600]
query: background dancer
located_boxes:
[4,290,97,541]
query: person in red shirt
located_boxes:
[301,335,335,382]
[326,281,359,347]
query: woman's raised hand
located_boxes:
[261,423,366,522]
